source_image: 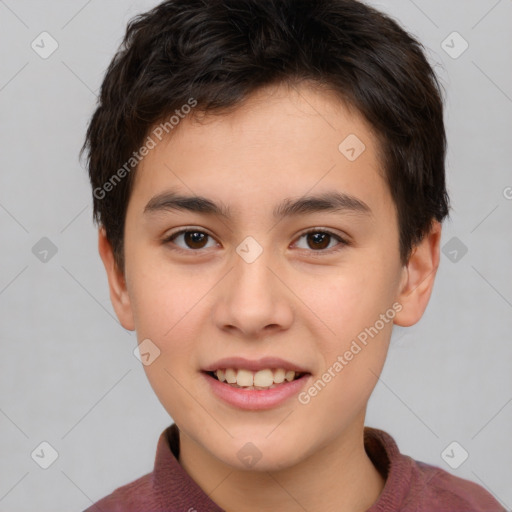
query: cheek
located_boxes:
[128,262,207,420]
[302,281,393,425]
[303,263,397,340]
[300,261,397,405]
[128,250,197,334]
[126,260,204,397]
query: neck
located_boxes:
[178,417,385,512]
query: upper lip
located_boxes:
[202,356,311,373]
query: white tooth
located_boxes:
[285,370,296,382]
[225,368,237,383]
[254,369,274,387]
[216,369,225,382]
[236,369,254,387]
[273,368,285,384]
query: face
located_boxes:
[100,82,440,471]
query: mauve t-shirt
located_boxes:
[84,424,507,512]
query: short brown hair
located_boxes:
[81,0,450,271]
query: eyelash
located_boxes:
[162,228,350,256]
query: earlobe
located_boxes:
[394,221,442,327]
[97,227,135,331]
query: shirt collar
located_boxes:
[152,423,225,511]
[364,426,414,511]
[151,423,412,511]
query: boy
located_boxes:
[81,0,507,510]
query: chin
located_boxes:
[211,435,308,472]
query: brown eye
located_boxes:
[306,232,330,250]
[164,228,348,255]
[165,229,216,251]
[294,229,348,253]
[183,231,208,249]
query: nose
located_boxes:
[211,243,294,339]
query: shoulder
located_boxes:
[409,458,507,512]
[364,427,507,512]
[82,472,156,512]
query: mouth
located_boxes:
[200,357,312,409]
[203,368,308,390]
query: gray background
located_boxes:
[0,0,511,510]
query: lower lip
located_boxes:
[201,371,311,410]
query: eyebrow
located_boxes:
[143,188,372,220]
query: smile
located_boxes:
[201,370,311,410]
[208,368,306,389]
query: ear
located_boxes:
[97,227,135,331]
[394,220,442,327]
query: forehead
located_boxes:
[130,82,391,221]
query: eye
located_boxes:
[293,229,349,254]
[163,227,349,254]
[163,229,218,252]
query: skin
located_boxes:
[98,81,441,512]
